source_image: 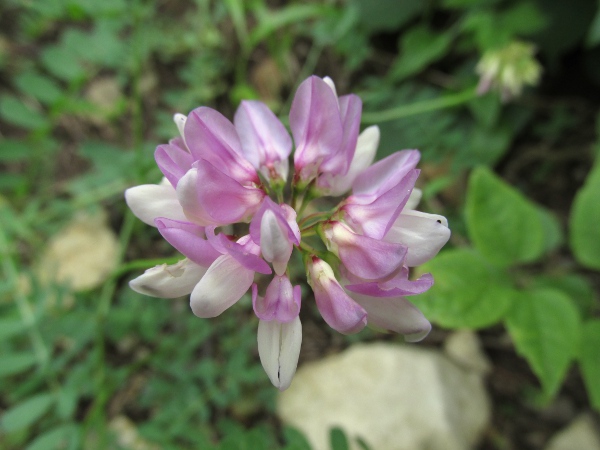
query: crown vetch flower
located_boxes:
[125,75,451,390]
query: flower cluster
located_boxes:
[476,40,542,102]
[125,76,450,390]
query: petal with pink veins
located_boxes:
[345,269,434,297]
[320,94,362,176]
[155,139,193,188]
[252,276,301,322]
[307,257,367,334]
[343,169,420,239]
[155,218,220,267]
[290,76,343,183]
[184,106,258,184]
[352,150,421,196]
[178,161,266,226]
[324,221,407,280]
[322,125,379,196]
[205,229,272,274]
[234,100,292,181]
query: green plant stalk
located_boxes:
[110,256,182,280]
[85,209,136,442]
[361,87,478,124]
[0,219,50,368]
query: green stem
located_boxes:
[298,211,332,228]
[0,217,49,368]
[361,87,478,124]
[86,209,136,439]
[298,241,326,258]
[110,256,182,280]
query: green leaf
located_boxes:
[411,248,515,328]
[283,426,312,450]
[570,160,600,269]
[587,1,600,47]
[0,139,37,162]
[26,424,78,450]
[41,45,87,82]
[462,125,512,167]
[0,353,37,377]
[353,0,424,33]
[15,71,64,106]
[580,320,600,411]
[329,428,349,450]
[389,26,453,81]
[0,95,49,130]
[1,393,55,432]
[465,166,547,267]
[468,93,502,129]
[533,274,595,317]
[0,317,28,339]
[505,288,580,400]
[250,4,343,48]
[536,207,563,254]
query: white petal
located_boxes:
[328,125,380,196]
[129,258,206,298]
[385,210,451,266]
[260,209,292,276]
[190,254,254,317]
[257,317,302,391]
[404,188,422,210]
[173,113,187,141]
[125,183,187,226]
[350,292,431,342]
[322,76,338,98]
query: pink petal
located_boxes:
[325,221,407,280]
[250,197,300,246]
[155,139,194,188]
[252,276,301,322]
[343,169,420,239]
[345,269,434,297]
[321,125,380,196]
[182,160,266,225]
[190,254,254,317]
[290,76,343,182]
[184,106,258,184]
[307,257,367,334]
[205,228,272,275]
[234,100,292,179]
[352,150,421,196]
[320,94,362,176]
[155,218,220,267]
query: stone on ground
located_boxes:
[278,342,491,450]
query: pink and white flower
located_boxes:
[125,76,450,390]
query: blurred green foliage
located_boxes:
[1,0,600,448]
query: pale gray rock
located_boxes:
[444,330,492,374]
[278,343,490,450]
[544,413,600,450]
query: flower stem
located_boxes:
[361,87,478,124]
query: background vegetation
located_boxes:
[1,0,599,448]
